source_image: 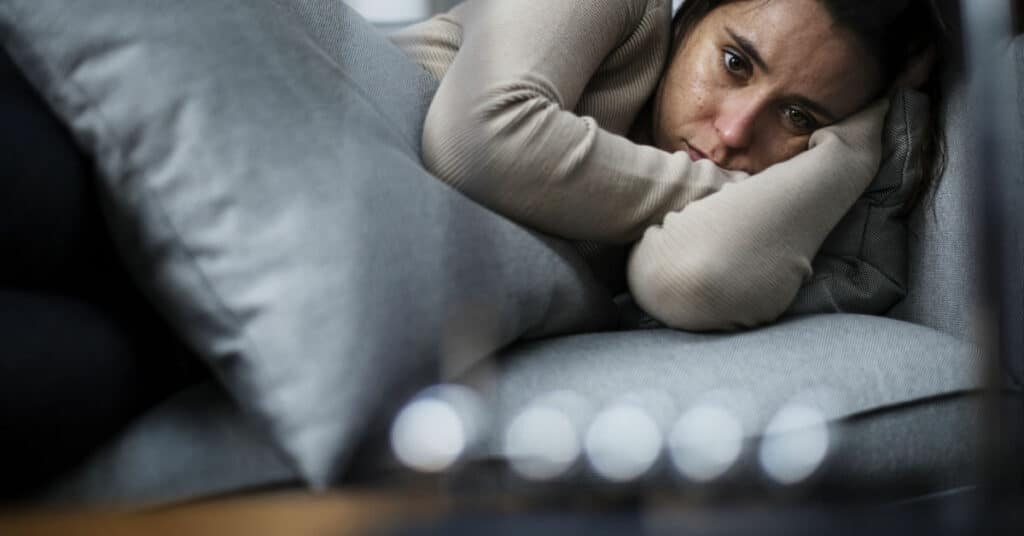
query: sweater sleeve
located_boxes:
[419,0,745,244]
[626,99,891,331]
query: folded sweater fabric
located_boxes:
[390,0,886,331]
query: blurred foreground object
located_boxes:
[961,0,1024,495]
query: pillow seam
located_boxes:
[268,0,430,157]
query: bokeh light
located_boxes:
[584,402,663,482]
[668,404,744,482]
[758,403,830,485]
[505,404,580,480]
[390,384,486,473]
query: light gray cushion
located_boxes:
[486,314,983,446]
[436,314,987,492]
[0,0,616,487]
[787,89,929,317]
[349,314,985,491]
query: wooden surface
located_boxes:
[2,489,1019,535]
[0,491,449,536]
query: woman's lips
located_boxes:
[683,142,708,162]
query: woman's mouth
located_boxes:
[683,142,708,162]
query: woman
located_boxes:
[391,0,947,331]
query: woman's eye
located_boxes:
[785,106,816,132]
[723,49,750,77]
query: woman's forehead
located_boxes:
[704,0,881,117]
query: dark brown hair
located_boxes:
[667,0,958,213]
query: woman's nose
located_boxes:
[713,93,763,150]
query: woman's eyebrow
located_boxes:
[725,27,769,73]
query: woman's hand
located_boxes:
[626,98,890,331]
[809,98,890,179]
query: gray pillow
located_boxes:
[786,88,930,316]
[0,0,616,487]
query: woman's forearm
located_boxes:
[627,100,890,331]
[414,0,746,244]
[424,108,746,243]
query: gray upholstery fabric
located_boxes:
[40,383,296,507]
[443,394,989,497]
[891,36,1023,364]
[39,315,986,507]
[36,385,989,507]
[0,0,616,487]
[485,315,983,438]
[788,89,929,317]
[825,393,987,493]
[444,314,987,495]
[348,315,986,494]
[888,77,981,340]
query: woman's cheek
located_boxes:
[776,134,812,161]
[755,135,810,171]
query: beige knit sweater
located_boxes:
[390,0,887,331]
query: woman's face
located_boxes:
[652,0,882,173]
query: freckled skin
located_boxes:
[652,0,882,173]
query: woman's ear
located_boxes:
[895,46,937,89]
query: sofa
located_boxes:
[1,1,1020,507]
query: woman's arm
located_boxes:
[419,0,746,244]
[626,100,890,331]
